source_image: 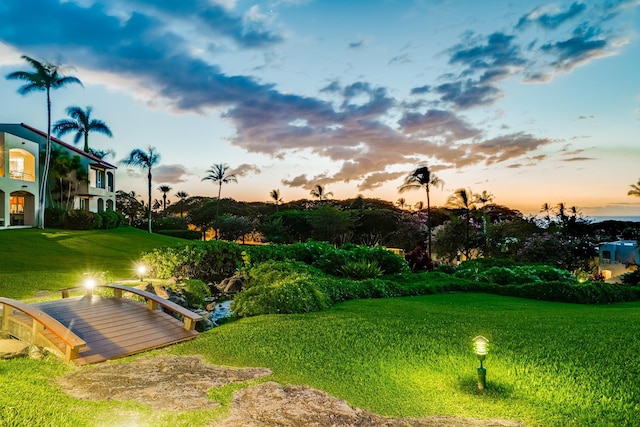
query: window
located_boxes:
[107,171,114,192]
[92,168,106,189]
[10,196,24,214]
[97,198,104,213]
[8,149,35,182]
[79,198,89,211]
[601,250,612,264]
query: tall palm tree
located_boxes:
[176,191,189,217]
[158,185,172,212]
[398,166,444,255]
[310,184,333,201]
[472,190,494,208]
[6,55,83,229]
[628,179,640,198]
[446,188,476,260]
[396,197,407,210]
[121,147,160,233]
[202,163,238,228]
[52,105,112,153]
[270,189,283,211]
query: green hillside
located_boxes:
[0,227,184,299]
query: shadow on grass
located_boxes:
[457,375,515,399]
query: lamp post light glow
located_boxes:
[137,265,147,282]
[84,278,97,297]
[473,335,489,391]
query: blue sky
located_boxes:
[0,0,639,216]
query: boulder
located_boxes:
[217,275,244,294]
[0,339,29,359]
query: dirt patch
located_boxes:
[57,355,271,411]
[58,355,524,426]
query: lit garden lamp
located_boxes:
[136,265,147,282]
[473,335,489,391]
[84,277,97,297]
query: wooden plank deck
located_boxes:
[32,295,199,365]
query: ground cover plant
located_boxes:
[0,227,184,299]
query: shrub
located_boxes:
[45,207,66,228]
[98,210,124,229]
[141,241,247,283]
[65,209,101,230]
[339,260,383,280]
[620,269,640,285]
[180,279,211,309]
[404,246,435,272]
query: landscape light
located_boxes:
[473,335,489,391]
[84,277,97,296]
[136,265,147,282]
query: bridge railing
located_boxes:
[0,297,87,362]
[95,284,204,331]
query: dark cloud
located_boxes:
[410,85,430,95]
[564,157,596,162]
[0,0,614,194]
[578,115,595,120]
[154,164,191,183]
[516,2,587,30]
[348,39,365,49]
[539,24,609,72]
[230,163,261,177]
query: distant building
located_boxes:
[598,240,639,279]
[0,123,116,228]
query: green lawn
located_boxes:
[0,227,184,299]
[1,229,640,426]
[173,294,640,426]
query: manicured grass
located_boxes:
[0,227,184,299]
[173,293,640,426]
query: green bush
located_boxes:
[65,209,101,230]
[44,207,66,228]
[98,210,124,229]
[141,241,247,283]
[181,279,211,309]
[620,269,640,285]
[338,260,383,280]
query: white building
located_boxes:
[0,123,116,228]
[598,240,639,280]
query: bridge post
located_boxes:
[2,304,13,332]
[31,320,44,345]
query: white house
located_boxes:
[598,240,639,280]
[0,123,116,228]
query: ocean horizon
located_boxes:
[587,216,640,223]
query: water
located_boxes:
[588,216,640,223]
[209,299,233,325]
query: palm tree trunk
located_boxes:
[39,90,52,229]
[83,132,89,153]
[426,187,431,256]
[147,169,152,233]
[215,182,222,240]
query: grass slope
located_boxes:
[174,293,640,427]
[0,227,183,299]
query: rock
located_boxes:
[217,275,244,294]
[194,309,214,331]
[0,339,29,359]
[28,345,45,360]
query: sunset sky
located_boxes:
[0,0,639,217]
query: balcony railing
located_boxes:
[9,170,35,182]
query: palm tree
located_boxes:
[52,106,112,153]
[202,163,238,230]
[310,184,333,201]
[120,147,160,233]
[628,179,640,198]
[473,190,494,208]
[414,201,424,211]
[270,189,283,211]
[88,148,115,160]
[6,55,83,228]
[540,202,552,226]
[176,191,189,218]
[396,197,407,210]
[158,185,172,212]
[446,188,476,260]
[398,166,444,255]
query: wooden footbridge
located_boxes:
[0,284,203,365]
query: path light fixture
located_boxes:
[83,277,97,297]
[136,264,147,282]
[473,335,489,391]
